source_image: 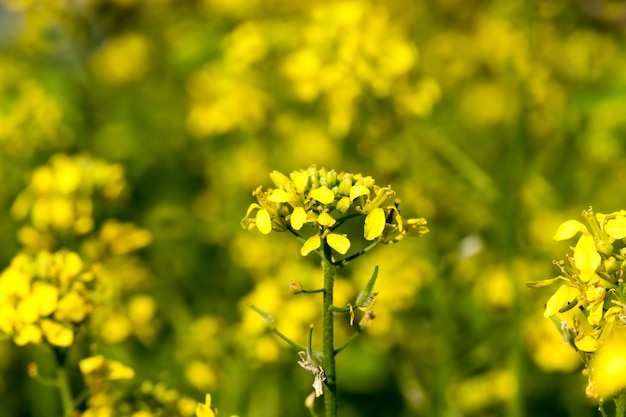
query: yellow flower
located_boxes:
[242,166,428,258]
[41,319,74,347]
[196,394,216,417]
[590,336,626,399]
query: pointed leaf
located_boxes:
[301,235,321,256]
[327,233,350,254]
[553,220,587,241]
[290,207,307,230]
[526,276,563,288]
[364,208,385,240]
[309,187,335,204]
[256,209,272,234]
[355,265,379,307]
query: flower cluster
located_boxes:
[531,208,626,399]
[241,166,428,259]
[80,356,200,417]
[11,153,127,251]
[0,250,99,347]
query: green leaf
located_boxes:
[526,276,562,288]
[355,265,379,307]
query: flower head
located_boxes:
[0,250,100,347]
[530,207,626,400]
[241,166,428,259]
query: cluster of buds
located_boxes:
[241,166,428,259]
[0,250,100,347]
[530,208,626,399]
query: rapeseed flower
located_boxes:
[241,166,428,261]
[0,250,99,347]
[530,208,626,400]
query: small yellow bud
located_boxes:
[288,280,303,294]
[27,363,38,377]
[305,392,316,409]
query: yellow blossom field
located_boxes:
[2,1,626,416]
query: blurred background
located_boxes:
[1,0,626,416]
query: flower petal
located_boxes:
[575,333,599,352]
[269,170,290,187]
[336,196,351,213]
[605,216,626,239]
[574,234,601,282]
[327,233,350,254]
[301,235,321,256]
[309,187,335,204]
[290,207,307,230]
[553,220,587,241]
[256,209,272,234]
[292,170,309,194]
[268,189,293,203]
[318,212,336,227]
[41,319,74,347]
[544,284,580,318]
[349,185,370,201]
[364,208,385,240]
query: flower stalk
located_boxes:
[322,241,337,417]
[242,166,428,415]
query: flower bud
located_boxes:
[337,178,352,196]
[325,169,337,187]
[305,392,316,409]
[288,280,303,294]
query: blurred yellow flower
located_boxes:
[0,250,97,347]
[90,33,151,84]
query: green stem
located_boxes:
[615,392,626,417]
[332,240,380,267]
[322,242,337,417]
[54,357,75,417]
